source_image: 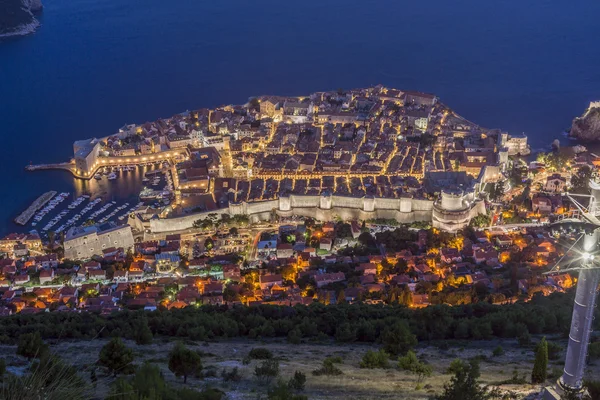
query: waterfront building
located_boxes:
[499,132,530,156]
[0,233,42,257]
[73,138,102,177]
[63,224,134,260]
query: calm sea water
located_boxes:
[1,0,600,235]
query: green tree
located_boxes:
[336,223,352,239]
[16,332,49,360]
[531,337,548,384]
[133,314,153,345]
[168,342,202,384]
[380,322,417,356]
[99,337,134,377]
[434,360,498,400]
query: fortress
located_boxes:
[134,190,485,235]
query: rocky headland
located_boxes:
[570,101,600,141]
[0,0,43,38]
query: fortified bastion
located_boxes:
[140,191,484,234]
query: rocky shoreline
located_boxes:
[0,19,40,38]
[570,101,600,142]
[0,0,43,38]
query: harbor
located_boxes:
[14,191,57,226]
[12,161,175,237]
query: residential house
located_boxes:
[259,274,283,290]
[544,174,567,193]
[39,269,55,285]
[314,272,345,288]
[276,244,294,259]
[441,248,462,264]
[532,196,552,214]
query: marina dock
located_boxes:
[14,191,57,226]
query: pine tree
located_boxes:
[380,321,417,356]
[168,342,202,383]
[16,332,49,360]
[434,360,495,400]
[133,314,153,345]
[531,337,548,384]
[99,337,134,377]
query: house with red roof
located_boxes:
[259,274,283,290]
[314,272,345,288]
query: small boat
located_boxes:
[94,173,102,180]
[108,172,117,180]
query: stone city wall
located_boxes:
[148,195,439,233]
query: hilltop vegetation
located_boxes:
[0,291,595,346]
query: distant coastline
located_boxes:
[0,0,43,38]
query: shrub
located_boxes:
[325,356,343,364]
[287,329,301,345]
[501,368,527,384]
[267,379,308,400]
[254,359,279,383]
[4,354,86,400]
[221,367,242,382]
[492,346,505,357]
[202,366,218,378]
[584,379,600,400]
[288,371,306,391]
[433,360,496,400]
[517,325,531,347]
[360,349,390,369]
[312,358,343,376]
[588,342,600,360]
[16,332,48,360]
[398,350,432,387]
[248,348,273,360]
[546,341,562,360]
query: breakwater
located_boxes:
[14,191,57,225]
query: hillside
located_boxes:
[0,338,562,399]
